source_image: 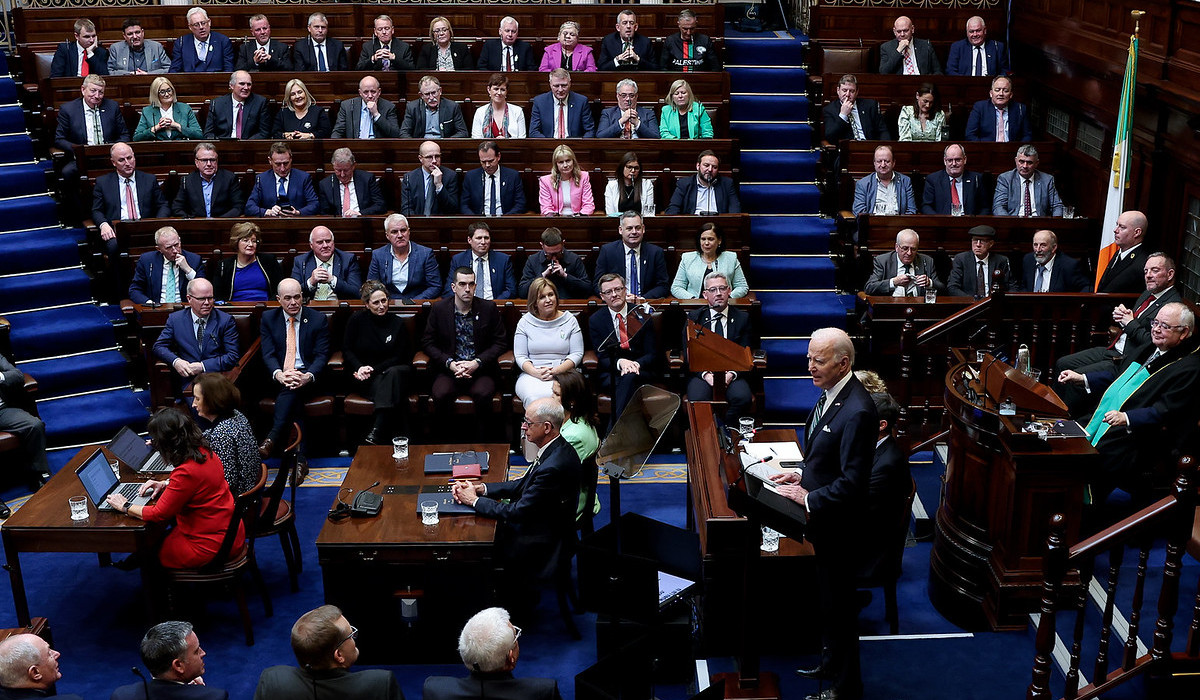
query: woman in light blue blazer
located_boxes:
[671,223,749,299]
[134,76,202,141]
[659,79,714,140]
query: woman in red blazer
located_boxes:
[539,144,595,216]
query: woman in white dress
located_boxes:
[514,277,584,403]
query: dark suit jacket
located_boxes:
[253,666,401,700]
[260,306,330,377]
[55,97,129,153]
[597,106,660,139]
[821,99,886,142]
[291,249,363,300]
[421,296,508,374]
[331,97,401,139]
[529,91,594,138]
[171,32,234,73]
[588,304,659,385]
[687,304,751,351]
[444,250,517,298]
[1020,252,1091,292]
[128,250,205,304]
[860,435,912,579]
[244,169,320,216]
[947,252,1013,297]
[423,671,560,700]
[171,168,243,218]
[921,169,988,215]
[367,243,442,300]
[291,37,349,72]
[597,32,657,70]
[992,169,1062,216]
[1119,287,1182,350]
[212,254,285,302]
[946,38,1009,76]
[416,42,472,70]
[50,41,109,77]
[398,99,469,138]
[965,100,1033,142]
[460,166,527,215]
[662,34,722,72]
[203,94,270,140]
[153,307,240,372]
[235,38,293,72]
[878,38,943,74]
[863,251,945,296]
[592,241,669,299]
[400,166,460,216]
[664,175,741,215]
[519,251,592,299]
[1096,246,1148,294]
[111,678,227,700]
[355,38,415,72]
[0,689,82,700]
[318,170,386,216]
[476,39,536,71]
[802,374,877,543]
[92,170,170,227]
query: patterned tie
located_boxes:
[475,257,486,299]
[950,177,961,212]
[976,260,987,298]
[489,175,499,216]
[1023,179,1033,217]
[314,261,332,300]
[317,43,327,71]
[164,262,177,303]
[617,312,630,350]
[902,47,916,74]
[91,108,103,145]
[198,42,208,63]
[849,109,864,140]
[628,249,639,297]
[1034,264,1046,292]
[808,393,827,439]
[284,316,298,370]
[125,178,139,219]
[196,318,206,348]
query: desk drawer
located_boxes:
[317,543,491,565]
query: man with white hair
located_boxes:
[477,17,536,71]
[171,7,233,73]
[0,634,82,699]
[422,607,561,699]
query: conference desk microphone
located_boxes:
[351,481,383,517]
[730,454,773,489]
[131,666,149,700]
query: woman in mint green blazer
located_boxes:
[134,76,202,141]
[659,79,714,140]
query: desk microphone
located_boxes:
[351,481,383,517]
[131,666,149,700]
[731,454,773,488]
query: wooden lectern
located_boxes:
[685,318,754,401]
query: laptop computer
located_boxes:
[106,426,171,474]
[74,449,152,512]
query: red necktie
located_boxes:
[80,53,89,77]
[1108,293,1155,349]
[505,48,512,72]
[950,178,961,208]
[124,179,139,220]
[557,102,566,138]
[617,313,630,350]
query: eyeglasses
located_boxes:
[600,287,626,297]
[1149,320,1186,332]
[703,285,730,294]
[188,295,214,302]
[338,625,358,648]
[432,27,451,34]
[511,625,522,645]
[158,89,174,96]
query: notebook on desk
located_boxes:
[416,485,476,515]
[424,451,490,475]
[75,449,152,512]
[106,426,172,474]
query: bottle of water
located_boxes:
[1016,344,1031,375]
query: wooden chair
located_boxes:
[857,476,917,634]
[251,424,303,592]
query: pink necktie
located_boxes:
[557,102,566,138]
[995,108,1007,142]
[235,103,243,139]
[124,179,139,219]
[342,183,352,216]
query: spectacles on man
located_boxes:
[338,625,358,648]
[1149,320,1186,332]
[511,625,522,645]
[600,286,626,297]
[704,285,730,294]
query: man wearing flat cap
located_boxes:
[947,225,1013,298]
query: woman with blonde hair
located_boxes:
[659,79,713,140]
[271,78,331,140]
[538,144,594,216]
[514,278,583,404]
[539,21,597,72]
[416,16,471,70]
[134,76,202,141]
[212,221,285,302]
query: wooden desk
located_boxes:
[315,442,507,664]
[1,446,157,627]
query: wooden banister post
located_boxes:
[1028,512,1068,700]
[1149,457,1196,677]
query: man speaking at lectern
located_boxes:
[770,327,876,700]
[686,271,752,426]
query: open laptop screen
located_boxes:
[75,450,117,506]
[107,426,150,466]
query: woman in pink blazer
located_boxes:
[539,21,598,72]
[539,144,595,216]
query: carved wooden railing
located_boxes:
[1027,457,1199,700]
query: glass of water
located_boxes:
[738,417,756,440]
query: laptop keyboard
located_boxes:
[140,453,170,473]
[117,482,143,500]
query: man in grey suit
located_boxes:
[947,225,1013,297]
[107,19,170,75]
[399,75,469,139]
[864,229,945,296]
[852,145,916,216]
[879,16,942,75]
[993,145,1063,216]
[332,75,400,139]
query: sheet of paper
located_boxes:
[743,442,804,462]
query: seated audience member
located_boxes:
[0,353,50,504]
[864,229,945,297]
[593,213,669,299]
[515,278,584,404]
[1096,210,1150,293]
[947,225,1013,297]
[540,21,597,72]
[50,18,108,78]
[946,16,1009,77]
[588,273,660,420]
[597,79,660,139]
[108,18,170,75]
[518,227,593,299]
[422,267,508,435]
[471,74,528,139]
[461,141,527,216]
[172,142,243,218]
[598,10,657,71]
[272,79,331,140]
[152,278,240,398]
[539,145,595,216]
[254,605,402,700]
[402,140,461,216]
[344,280,412,444]
[423,607,562,700]
[111,621,224,700]
[445,222,517,299]
[417,17,471,70]
[172,7,233,74]
[672,223,749,299]
[852,145,916,216]
[686,272,754,426]
[921,143,986,216]
[879,15,943,75]
[478,16,537,72]
[212,222,285,302]
[665,150,741,215]
[332,75,400,139]
[129,225,204,304]
[236,14,292,73]
[1058,302,1200,502]
[663,9,722,72]
[1020,230,1091,292]
[93,142,171,258]
[0,634,82,700]
[134,76,202,141]
[965,76,1032,142]
[56,76,129,210]
[318,148,386,217]
[555,370,600,463]
[605,152,656,217]
[192,374,259,515]
[106,408,243,569]
[203,71,270,140]
[368,214,443,301]
[356,15,415,72]
[530,70,595,138]
[823,74,887,142]
[898,83,947,142]
[993,145,1063,216]
[292,12,347,72]
[660,79,714,140]
[291,225,363,301]
[858,390,913,581]
[399,75,469,138]
[244,142,320,217]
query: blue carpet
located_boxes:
[730,122,813,149]
[739,150,818,180]
[0,228,84,274]
[8,307,115,358]
[0,163,51,197]
[750,255,835,289]
[0,136,36,164]
[18,351,129,396]
[0,197,59,231]
[36,389,150,443]
[725,36,806,65]
[728,67,807,91]
[0,106,25,134]
[0,269,91,313]
[740,183,821,213]
[730,94,809,122]
[761,337,809,370]
[757,292,848,336]
[750,216,835,254]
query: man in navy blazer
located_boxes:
[398,76,469,138]
[598,10,657,70]
[129,225,204,304]
[686,273,754,426]
[665,150,741,215]
[947,225,1014,297]
[55,76,130,214]
[291,12,348,72]
[291,225,363,301]
[171,143,244,218]
[878,16,942,75]
[367,214,443,301]
[171,7,234,73]
[921,144,988,215]
[477,17,538,71]
[592,213,669,299]
[992,145,1063,216]
[93,143,171,257]
[852,145,916,215]
[965,76,1032,142]
[589,273,660,423]
[203,71,271,140]
[423,607,562,700]
[244,142,320,217]
[1020,230,1091,292]
[597,79,660,138]
[823,75,888,142]
[49,19,109,78]
[461,141,527,216]
[152,279,240,399]
[110,622,227,700]
[529,70,595,138]
[318,148,386,217]
[401,141,461,217]
[258,278,330,456]
[444,222,517,299]
[946,16,1009,76]
[356,14,415,72]
[235,15,293,73]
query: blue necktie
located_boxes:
[316,43,327,71]
[277,177,288,206]
[628,249,639,296]
[424,173,434,215]
[489,174,499,216]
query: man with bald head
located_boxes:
[332,75,401,139]
[946,16,1009,76]
[401,141,460,216]
[291,225,362,300]
[879,16,942,75]
[203,71,270,140]
[92,142,171,260]
[1096,210,1149,293]
[0,633,82,699]
[921,144,987,215]
[864,229,944,296]
[1019,230,1090,292]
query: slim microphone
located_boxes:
[362,481,381,493]
[731,454,773,488]
[131,666,150,700]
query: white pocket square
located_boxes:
[822,425,832,433]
